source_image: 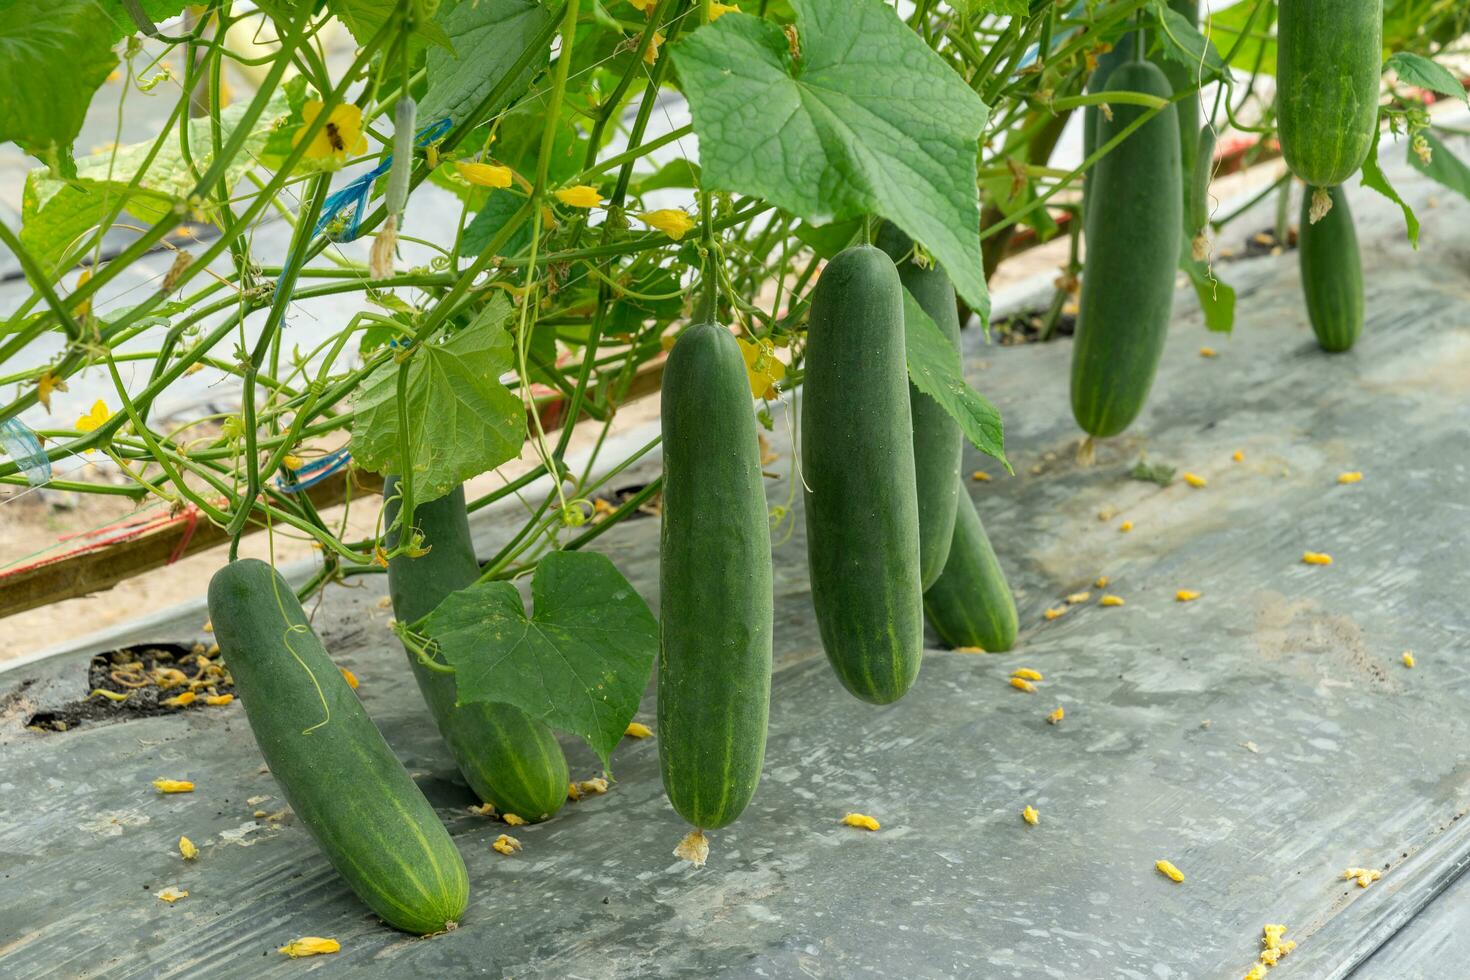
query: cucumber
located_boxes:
[1276,0,1383,188]
[657,322,773,830]
[207,558,469,935]
[1073,61,1182,438]
[802,244,924,704]
[1083,31,1136,225]
[923,492,1018,653]
[876,222,961,591]
[1156,0,1201,219]
[384,480,569,823]
[1297,185,1364,352]
[1188,123,1218,241]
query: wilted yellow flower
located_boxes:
[738,337,786,400]
[340,666,359,689]
[36,370,68,412]
[1155,859,1185,883]
[1343,867,1381,888]
[1183,472,1207,488]
[75,268,93,318]
[577,777,610,796]
[567,782,582,801]
[627,0,655,11]
[1043,607,1066,621]
[205,693,234,706]
[1012,668,1043,682]
[179,836,198,860]
[709,0,741,17]
[643,30,665,65]
[1244,966,1267,980]
[503,813,527,826]
[1403,651,1415,668]
[972,470,991,482]
[1302,551,1333,565]
[279,937,340,958]
[674,828,709,866]
[295,101,367,160]
[625,722,654,738]
[1199,346,1217,358]
[161,691,196,708]
[637,209,695,240]
[1232,450,1244,462]
[1263,924,1288,951]
[492,833,522,855]
[75,399,110,433]
[1047,706,1064,724]
[1176,589,1201,602]
[1099,595,1125,607]
[1119,520,1134,533]
[153,778,194,794]
[456,161,513,189]
[554,185,605,208]
[1065,592,1090,605]
[156,886,188,903]
[954,646,986,654]
[842,812,880,831]
[1021,805,1039,826]
[1010,677,1037,694]
[1094,575,1109,588]
[1338,471,1363,485]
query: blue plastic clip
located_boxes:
[0,418,53,487]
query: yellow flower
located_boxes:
[637,208,695,240]
[1183,472,1207,488]
[492,833,522,855]
[625,722,654,738]
[709,1,741,18]
[1343,867,1381,888]
[1155,859,1185,883]
[205,693,234,706]
[1021,805,1039,826]
[643,30,665,65]
[152,778,194,794]
[1010,677,1037,693]
[503,812,527,826]
[1262,924,1288,951]
[1302,551,1333,565]
[577,776,609,795]
[1338,471,1363,484]
[1199,346,1217,358]
[1119,520,1134,533]
[1232,450,1244,462]
[75,268,93,318]
[456,161,513,189]
[282,454,304,470]
[1012,668,1043,682]
[1099,594,1125,607]
[1043,607,1066,621]
[567,782,582,801]
[179,836,199,860]
[295,101,367,161]
[340,666,359,689]
[156,886,188,903]
[738,337,786,400]
[1176,589,1201,602]
[554,185,605,208]
[627,0,655,10]
[1094,575,1109,588]
[842,812,880,831]
[75,399,110,433]
[1403,651,1415,668]
[971,470,991,482]
[161,691,196,708]
[954,646,985,654]
[279,937,340,958]
[1065,591,1090,605]
[36,370,67,412]
[1047,706,1064,724]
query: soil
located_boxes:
[24,640,235,733]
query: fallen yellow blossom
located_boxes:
[625,722,654,738]
[179,836,198,860]
[1403,651,1416,668]
[340,666,359,689]
[1176,590,1201,602]
[161,691,196,708]
[1066,592,1091,605]
[1119,520,1134,533]
[1343,867,1382,888]
[971,470,991,482]
[156,887,188,903]
[1010,677,1037,694]
[567,782,582,801]
[1199,347,1217,358]
[153,779,194,794]
[1302,551,1333,565]
[1022,805,1039,826]
[1337,471,1363,485]
[1043,607,1067,621]
[1183,472,1207,488]
[674,828,709,867]
[842,812,880,831]
[1094,575,1109,588]
[468,802,497,817]
[954,646,986,654]
[1099,595,1125,607]
[91,688,131,703]
[637,208,694,240]
[204,694,234,706]
[279,937,340,958]
[492,833,522,855]
[1263,924,1288,951]
[1232,450,1244,462]
[503,813,527,826]
[1012,668,1043,682]
[555,184,605,208]
[1155,859,1185,883]
[1243,966,1267,980]
[577,777,609,796]
[1047,706,1064,724]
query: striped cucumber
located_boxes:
[1298,185,1364,352]
[923,492,1018,653]
[1073,61,1183,438]
[1276,0,1383,187]
[876,222,962,590]
[1156,0,1201,220]
[1083,31,1136,225]
[802,244,924,705]
[207,558,469,935]
[1188,124,1218,246]
[657,322,773,831]
[385,480,569,823]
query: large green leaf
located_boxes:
[423,550,658,768]
[1151,1,1228,82]
[328,0,452,55]
[20,94,288,279]
[1386,52,1467,104]
[1360,127,1419,248]
[419,0,555,126]
[1408,130,1470,203]
[102,1,190,40]
[673,0,993,323]
[0,1,120,174]
[903,291,1010,471]
[351,293,526,503]
[1205,0,1276,76]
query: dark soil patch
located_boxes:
[1219,225,1298,262]
[25,641,235,733]
[994,309,1077,345]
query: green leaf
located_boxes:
[20,95,288,280]
[1129,459,1176,486]
[793,218,862,259]
[673,0,993,323]
[0,1,120,173]
[1360,127,1419,249]
[1180,253,1235,334]
[351,293,527,503]
[902,291,1010,471]
[328,0,453,55]
[461,191,534,257]
[1150,1,1228,82]
[1386,52,1467,104]
[103,1,190,41]
[423,550,658,768]
[948,0,1028,17]
[1408,130,1470,202]
[419,0,555,126]
[1205,1,1276,76]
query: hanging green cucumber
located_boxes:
[384,480,569,823]
[207,558,469,935]
[803,244,924,705]
[876,222,961,591]
[1188,124,1218,250]
[1083,31,1136,225]
[1276,0,1383,188]
[1297,185,1364,352]
[1155,0,1200,221]
[923,493,1018,653]
[1072,61,1183,439]
[657,322,773,832]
